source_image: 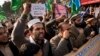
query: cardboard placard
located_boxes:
[30,4,46,17]
[55,4,67,18]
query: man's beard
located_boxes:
[35,39,44,48]
[0,41,9,45]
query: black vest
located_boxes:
[0,41,19,56]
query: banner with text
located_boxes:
[65,34,100,56]
[30,4,46,17]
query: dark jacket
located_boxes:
[0,41,19,56]
[50,35,73,56]
[70,25,85,48]
[45,19,58,40]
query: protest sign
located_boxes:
[55,4,67,18]
[75,35,100,56]
[30,4,46,17]
[65,34,100,56]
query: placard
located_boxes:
[30,4,46,16]
[55,4,67,18]
[65,34,100,56]
[76,35,100,56]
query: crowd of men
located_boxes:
[0,0,100,56]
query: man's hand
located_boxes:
[90,31,95,37]
[62,30,70,39]
[22,3,31,14]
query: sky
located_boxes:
[0,0,11,6]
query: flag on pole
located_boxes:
[70,0,81,15]
[45,0,53,11]
[11,0,22,11]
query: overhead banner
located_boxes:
[30,4,46,16]
[81,0,100,5]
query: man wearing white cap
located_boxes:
[27,18,52,56]
[11,3,52,56]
